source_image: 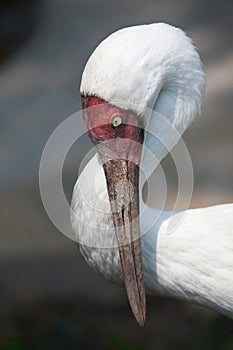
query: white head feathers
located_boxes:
[81,22,206,126]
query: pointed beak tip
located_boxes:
[137,314,146,327]
[139,320,146,327]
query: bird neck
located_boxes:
[140,78,200,187]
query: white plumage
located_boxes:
[71,23,233,321]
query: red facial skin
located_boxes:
[81,96,144,162]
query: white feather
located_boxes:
[81,23,205,123]
[71,153,233,317]
[71,23,233,317]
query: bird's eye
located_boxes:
[111,115,123,128]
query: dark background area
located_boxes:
[0,0,233,349]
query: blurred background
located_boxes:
[0,0,233,349]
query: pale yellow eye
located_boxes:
[111,115,123,128]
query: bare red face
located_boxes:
[82,96,144,160]
[82,95,146,326]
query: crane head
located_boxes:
[82,95,146,326]
[79,23,205,327]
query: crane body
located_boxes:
[72,153,233,319]
[70,23,233,325]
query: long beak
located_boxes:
[102,156,146,326]
[81,96,146,325]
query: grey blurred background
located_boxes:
[0,0,233,349]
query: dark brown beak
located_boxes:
[103,159,146,326]
[98,135,146,326]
